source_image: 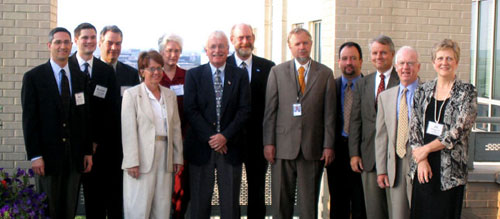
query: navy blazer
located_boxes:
[226,54,275,156]
[184,62,251,165]
[21,60,92,175]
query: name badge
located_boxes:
[120,86,131,96]
[293,103,302,117]
[170,84,184,96]
[75,92,85,106]
[426,121,444,136]
[93,85,108,99]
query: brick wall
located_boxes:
[334,0,471,82]
[464,182,500,218]
[0,0,56,174]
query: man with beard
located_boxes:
[184,31,250,218]
[349,35,399,219]
[326,42,367,219]
[69,22,122,218]
[226,23,275,218]
[263,27,335,219]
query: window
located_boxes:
[311,20,321,63]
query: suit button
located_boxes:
[62,138,66,142]
[62,123,66,127]
[213,123,216,126]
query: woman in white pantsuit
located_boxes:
[121,50,183,218]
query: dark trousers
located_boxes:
[82,145,123,219]
[189,151,242,219]
[327,136,367,219]
[243,147,268,219]
[36,161,81,219]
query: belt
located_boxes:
[155,135,167,141]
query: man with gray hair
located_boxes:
[263,27,336,219]
[349,35,399,219]
[227,23,275,218]
[375,46,420,218]
[184,30,250,218]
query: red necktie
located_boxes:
[375,73,385,108]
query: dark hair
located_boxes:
[74,22,96,38]
[138,50,164,71]
[100,25,123,40]
[339,42,362,60]
[370,35,395,53]
[48,27,71,43]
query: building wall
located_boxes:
[334,0,471,81]
[0,0,57,174]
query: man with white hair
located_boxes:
[375,46,420,218]
[184,31,250,218]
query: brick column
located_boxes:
[0,0,57,174]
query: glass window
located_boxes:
[313,21,321,63]
[471,1,477,83]
[494,1,500,99]
[476,103,490,131]
[476,0,494,98]
[492,105,500,131]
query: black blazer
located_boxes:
[115,61,140,92]
[69,54,121,147]
[226,54,275,156]
[184,63,251,165]
[21,60,91,175]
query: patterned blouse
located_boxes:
[408,78,477,191]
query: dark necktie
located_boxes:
[60,69,71,115]
[343,81,353,134]
[214,69,223,132]
[375,73,385,108]
[83,63,90,79]
[240,62,249,82]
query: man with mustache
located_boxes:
[327,42,367,219]
[349,35,399,219]
[226,23,275,218]
[375,46,420,219]
[21,27,92,219]
[184,31,250,218]
[263,27,336,219]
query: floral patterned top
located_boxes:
[408,78,477,191]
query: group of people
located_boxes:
[20,20,477,219]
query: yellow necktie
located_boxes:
[298,66,305,94]
[396,88,408,158]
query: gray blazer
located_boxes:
[263,60,336,160]
[348,69,399,171]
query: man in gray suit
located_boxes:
[375,46,420,219]
[348,35,399,219]
[263,27,336,219]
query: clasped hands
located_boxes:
[412,146,432,184]
[209,133,227,154]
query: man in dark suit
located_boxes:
[226,23,275,218]
[348,35,399,219]
[263,27,336,219]
[21,27,92,219]
[69,22,122,219]
[326,42,367,219]
[99,25,140,96]
[184,31,250,219]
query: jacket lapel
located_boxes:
[45,61,63,111]
[139,83,155,124]
[303,61,319,98]
[387,87,399,139]
[220,65,234,116]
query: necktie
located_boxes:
[83,62,90,78]
[375,73,385,108]
[298,66,305,94]
[396,88,408,158]
[214,69,223,133]
[343,81,353,134]
[60,69,71,116]
[240,62,250,82]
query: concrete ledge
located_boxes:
[468,163,500,184]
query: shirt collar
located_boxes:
[399,79,419,94]
[50,59,70,76]
[234,54,252,67]
[144,84,163,102]
[377,66,393,78]
[294,59,311,72]
[341,74,362,88]
[209,62,226,75]
[76,54,93,70]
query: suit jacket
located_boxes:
[121,83,183,173]
[349,68,399,171]
[21,60,92,175]
[69,54,121,148]
[263,60,336,160]
[184,63,251,165]
[226,54,275,157]
[115,61,140,96]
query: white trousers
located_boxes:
[123,140,173,219]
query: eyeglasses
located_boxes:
[397,61,417,67]
[208,44,227,50]
[145,67,163,72]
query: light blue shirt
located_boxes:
[50,59,72,95]
[396,79,419,119]
[209,63,226,88]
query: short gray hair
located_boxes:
[158,33,183,52]
[206,31,228,48]
[395,46,419,64]
[369,35,395,53]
